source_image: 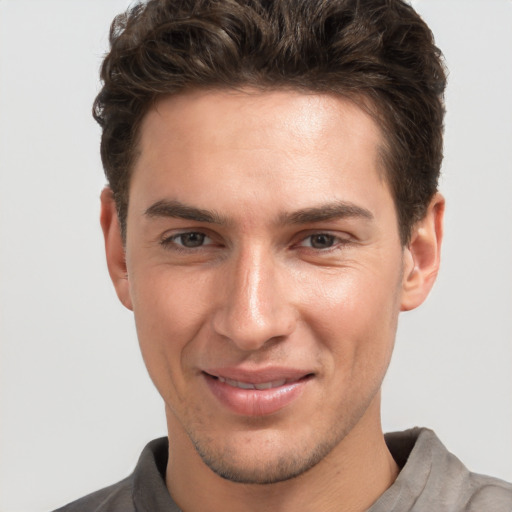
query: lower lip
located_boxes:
[204,374,310,416]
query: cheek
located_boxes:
[129,267,212,395]
[131,265,211,336]
[297,262,402,370]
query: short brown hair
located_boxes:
[94,0,446,244]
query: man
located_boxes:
[55,0,512,510]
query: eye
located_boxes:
[300,233,337,249]
[162,231,212,249]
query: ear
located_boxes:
[100,188,133,311]
[400,193,445,312]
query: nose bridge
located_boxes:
[213,242,295,350]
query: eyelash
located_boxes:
[159,231,350,253]
[298,233,344,250]
[160,232,215,251]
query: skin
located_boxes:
[101,89,444,512]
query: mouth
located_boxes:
[215,376,303,390]
[202,369,314,416]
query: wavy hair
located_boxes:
[94,0,446,244]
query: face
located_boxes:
[107,89,425,484]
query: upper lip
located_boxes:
[203,367,313,384]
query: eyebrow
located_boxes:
[144,200,227,224]
[279,202,374,225]
[144,199,373,225]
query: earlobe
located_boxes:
[400,193,445,312]
[100,188,133,311]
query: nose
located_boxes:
[212,246,297,351]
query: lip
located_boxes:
[203,367,313,416]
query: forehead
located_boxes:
[130,88,391,222]
[138,88,383,160]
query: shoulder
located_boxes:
[51,437,171,512]
[377,428,512,512]
[464,471,512,512]
[418,428,512,511]
[52,476,134,512]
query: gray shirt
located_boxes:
[54,428,512,511]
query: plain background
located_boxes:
[0,1,511,511]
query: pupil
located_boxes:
[181,233,205,247]
[311,234,334,249]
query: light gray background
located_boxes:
[0,1,511,511]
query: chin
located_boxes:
[189,430,342,485]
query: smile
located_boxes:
[203,369,313,416]
[216,376,289,390]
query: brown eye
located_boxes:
[308,234,336,249]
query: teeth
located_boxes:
[217,376,288,390]
[230,379,254,389]
[255,382,273,390]
[255,380,286,390]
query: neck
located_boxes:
[165,395,399,512]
